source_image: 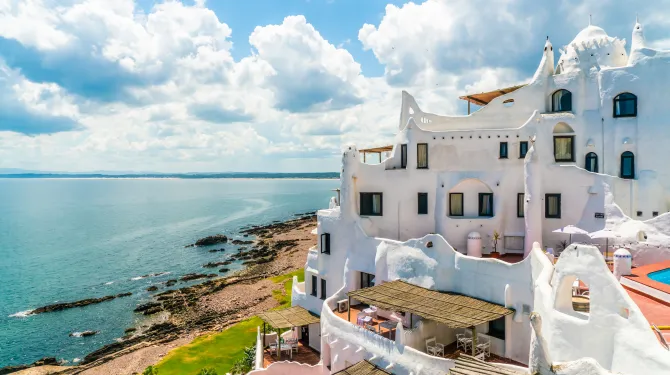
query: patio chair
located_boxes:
[268,343,278,355]
[364,306,378,319]
[475,337,491,358]
[425,337,444,357]
[357,312,372,326]
[456,333,472,352]
[365,324,378,334]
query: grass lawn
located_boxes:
[153,269,305,375]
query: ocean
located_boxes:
[0,178,339,367]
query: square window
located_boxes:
[400,144,407,169]
[517,193,525,218]
[449,193,463,216]
[499,142,508,159]
[360,193,383,216]
[545,194,561,218]
[418,193,428,215]
[519,141,528,158]
[320,233,330,254]
[653,211,659,217]
[637,211,643,217]
[554,136,574,162]
[417,143,428,169]
[479,193,493,217]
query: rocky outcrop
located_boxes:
[188,234,228,247]
[231,239,253,245]
[0,357,59,374]
[29,292,133,315]
[180,273,209,282]
[208,248,226,253]
[134,302,163,316]
[219,268,230,273]
[70,330,98,337]
[124,327,136,334]
[147,286,158,292]
[165,279,177,287]
[202,261,229,268]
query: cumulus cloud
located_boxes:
[249,15,366,112]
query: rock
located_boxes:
[243,234,249,237]
[180,273,209,282]
[208,248,226,253]
[124,327,137,334]
[231,239,253,245]
[70,330,98,337]
[219,268,230,273]
[142,306,164,315]
[165,279,177,287]
[0,357,60,374]
[202,261,229,268]
[30,292,133,315]
[206,274,218,278]
[193,234,228,247]
[134,302,162,313]
[223,260,232,265]
[147,286,158,292]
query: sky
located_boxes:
[2,0,670,173]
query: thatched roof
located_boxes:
[257,306,320,329]
[459,84,526,106]
[359,145,394,154]
[449,354,526,375]
[333,360,391,375]
[347,280,513,329]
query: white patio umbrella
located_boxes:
[553,225,589,244]
[589,229,622,258]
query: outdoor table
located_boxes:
[380,321,398,340]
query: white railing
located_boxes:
[255,326,264,370]
[248,362,323,375]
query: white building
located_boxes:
[251,21,670,375]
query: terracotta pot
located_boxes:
[489,252,501,259]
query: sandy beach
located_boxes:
[11,214,317,375]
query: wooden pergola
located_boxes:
[347,280,514,356]
[459,84,526,114]
[359,145,393,163]
[448,354,525,375]
[333,359,391,375]
[257,306,320,360]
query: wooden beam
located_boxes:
[348,296,351,323]
[471,326,477,356]
[466,96,488,106]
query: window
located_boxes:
[418,193,428,215]
[400,144,407,169]
[519,141,528,158]
[479,193,493,217]
[517,193,525,218]
[654,211,659,217]
[637,211,643,217]
[545,194,561,218]
[621,151,635,179]
[614,93,637,117]
[553,136,574,162]
[360,193,383,216]
[552,89,572,112]
[499,142,508,159]
[585,152,598,172]
[417,143,428,169]
[488,316,506,340]
[320,233,330,254]
[360,272,375,289]
[311,275,317,296]
[449,193,464,216]
[320,279,327,300]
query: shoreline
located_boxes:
[5,213,317,375]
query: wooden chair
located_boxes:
[425,337,444,357]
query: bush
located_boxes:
[197,368,218,375]
[230,344,256,374]
[143,366,159,375]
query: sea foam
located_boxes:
[9,310,33,318]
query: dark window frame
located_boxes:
[613,93,637,118]
[585,152,598,173]
[311,275,317,296]
[320,233,330,254]
[499,142,508,159]
[478,193,494,217]
[360,192,383,216]
[417,143,429,169]
[320,278,327,300]
[620,151,635,179]
[517,193,525,218]
[449,193,464,217]
[553,135,575,162]
[488,316,506,340]
[400,144,407,169]
[418,192,428,215]
[551,89,572,112]
[360,272,375,289]
[545,194,562,219]
[519,141,528,158]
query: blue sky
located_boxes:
[1,0,669,172]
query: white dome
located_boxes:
[614,248,632,258]
[571,25,609,45]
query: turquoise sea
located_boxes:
[0,178,338,367]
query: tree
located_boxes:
[491,230,501,253]
[230,345,257,374]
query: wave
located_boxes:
[70,332,84,337]
[9,310,33,318]
[104,281,114,285]
[131,271,170,281]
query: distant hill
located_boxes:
[0,171,340,179]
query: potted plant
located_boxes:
[490,230,501,258]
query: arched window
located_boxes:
[552,89,572,112]
[620,151,635,179]
[585,152,598,172]
[614,93,637,117]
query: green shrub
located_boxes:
[197,368,218,375]
[230,345,256,374]
[142,366,159,375]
